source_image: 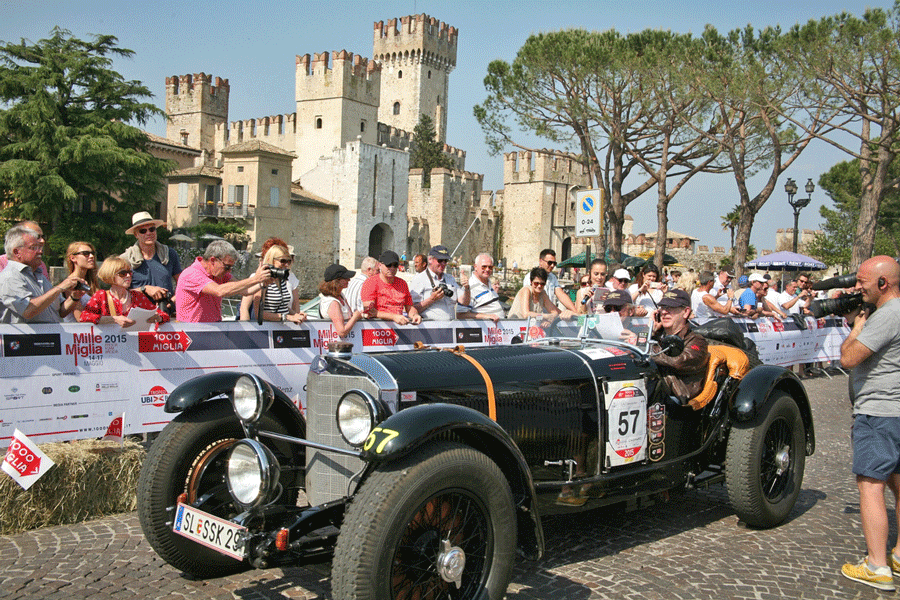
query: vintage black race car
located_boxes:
[137,317,814,600]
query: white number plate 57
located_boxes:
[172,502,247,561]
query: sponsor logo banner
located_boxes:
[4,334,61,357]
[272,330,311,349]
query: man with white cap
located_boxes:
[737,273,766,316]
[121,211,182,302]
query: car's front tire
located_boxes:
[726,391,806,528]
[137,400,303,577]
[332,441,517,600]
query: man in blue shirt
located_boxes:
[121,211,183,301]
[737,273,765,317]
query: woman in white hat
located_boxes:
[121,211,182,302]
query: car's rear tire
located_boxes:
[137,400,303,578]
[332,441,517,600]
[726,391,805,528]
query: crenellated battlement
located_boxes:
[165,72,229,152]
[503,150,588,183]
[373,14,457,70]
[165,72,230,97]
[295,50,381,108]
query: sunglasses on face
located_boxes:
[581,281,590,287]
[138,226,157,234]
[116,270,133,278]
[276,258,293,265]
[544,260,557,267]
[532,280,546,287]
[385,262,399,269]
[436,259,449,264]
[72,250,95,257]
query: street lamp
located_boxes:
[786,178,814,253]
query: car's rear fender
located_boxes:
[164,371,306,436]
[730,365,815,455]
[360,403,545,560]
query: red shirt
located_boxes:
[361,275,412,315]
[79,289,170,325]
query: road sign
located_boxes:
[575,189,604,237]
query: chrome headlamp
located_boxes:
[226,439,280,510]
[232,374,274,424]
[336,389,379,447]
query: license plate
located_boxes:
[172,502,247,561]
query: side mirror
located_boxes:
[660,334,684,357]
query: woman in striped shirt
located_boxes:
[254,245,307,324]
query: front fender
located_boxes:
[362,403,545,560]
[164,371,305,435]
[730,365,815,455]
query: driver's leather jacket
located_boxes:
[652,324,710,404]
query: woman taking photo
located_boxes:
[64,241,100,322]
[576,259,609,315]
[80,256,169,327]
[318,263,362,337]
[508,267,561,327]
[250,245,307,324]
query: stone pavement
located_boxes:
[0,375,891,599]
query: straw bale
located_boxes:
[0,439,145,535]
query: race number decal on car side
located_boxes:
[604,380,648,467]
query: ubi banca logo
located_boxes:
[141,385,169,408]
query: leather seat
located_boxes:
[687,345,750,410]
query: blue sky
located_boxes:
[4,0,893,251]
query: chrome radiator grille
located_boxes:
[305,371,379,505]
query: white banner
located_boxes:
[2,429,55,490]
[0,316,848,446]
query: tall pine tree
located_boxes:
[0,28,173,260]
[409,115,453,188]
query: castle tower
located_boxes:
[373,14,457,142]
[294,50,381,177]
[165,73,229,155]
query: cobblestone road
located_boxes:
[0,375,890,599]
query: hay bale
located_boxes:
[0,439,145,535]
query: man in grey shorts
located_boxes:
[840,256,900,590]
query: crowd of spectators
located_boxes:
[0,214,858,337]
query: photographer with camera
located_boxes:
[839,256,900,590]
[410,245,470,321]
[175,240,275,323]
[249,245,307,324]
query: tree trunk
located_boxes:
[852,122,896,271]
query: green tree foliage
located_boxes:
[409,115,453,187]
[783,5,900,269]
[0,28,173,263]
[475,29,723,260]
[807,159,900,269]
[721,205,741,250]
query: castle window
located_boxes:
[398,70,402,79]
[360,120,366,133]
[270,186,280,208]
[178,183,188,208]
[315,117,323,129]
[437,96,442,106]
[180,132,189,145]
[428,70,432,79]
[271,169,278,175]
[237,166,244,173]
[393,102,400,115]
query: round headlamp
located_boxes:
[226,439,280,510]
[233,374,273,424]
[336,390,378,447]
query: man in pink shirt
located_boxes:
[361,250,422,326]
[175,240,273,322]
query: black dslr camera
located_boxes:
[434,282,454,298]
[74,281,91,293]
[265,265,290,281]
[808,273,867,318]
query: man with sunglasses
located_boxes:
[649,289,710,405]
[175,240,274,322]
[122,211,182,302]
[410,245,470,320]
[361,250,421,325]
[523,248,578,313]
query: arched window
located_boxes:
[393,102,400,115]
[360,121,366,133]
[315,117,323,129]
[398,70,403,79]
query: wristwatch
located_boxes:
[281,314,286,322]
